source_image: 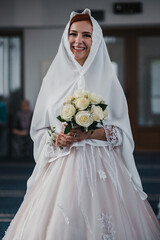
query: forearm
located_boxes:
[87,128,106,141]
[57,126,122,148]
[12,129,28,135]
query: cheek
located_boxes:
[68,38,74,52]
[87,39,92,48]
[86,40,92,53]
[68,37,73,46]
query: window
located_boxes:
[0,37,21,97]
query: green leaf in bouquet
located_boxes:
[51,126,56,133]
[91,129,94,134]
[100,120,104,126]
[96,103,108,111]
[71,118,79,128]
[64,123,72,134]
[88,121,98,130]
[48,131,51,137]
[57,115,66,122]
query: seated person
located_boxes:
[12,100,33,158]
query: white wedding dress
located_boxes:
[3,126,160,240]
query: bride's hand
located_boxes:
[68,128,91,142]
[56,127,106,147]
[56,129,90,147]
[56,131,72,147]
[68,127,106,142]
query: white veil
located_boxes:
[27,9,147,200]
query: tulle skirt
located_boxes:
[3,146,160,240]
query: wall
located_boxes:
[24,28,63,107]
[0,0,160,108]
[1,0,160,27]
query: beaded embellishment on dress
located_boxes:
[98,213,116,240]
[97,170,107,181]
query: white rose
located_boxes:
[103,107,108,119]
[91,105,104,122]
[74,97,90,110]
[63,95,73,104]
[75,111,93,127]
[61,104,76,121]
[73,89,88,99]
[88,92,103,104]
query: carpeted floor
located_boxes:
[0,153,160,239]
[0,159,34,239]
[134,152,160,214]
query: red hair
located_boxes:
[70,14,92,26]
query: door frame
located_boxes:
[103,26,160,152]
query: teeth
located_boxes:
[74,47,85,50]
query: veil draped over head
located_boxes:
[28,9,147,200]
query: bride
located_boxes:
[3,9,160,240]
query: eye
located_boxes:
[83,34,92,38]
[69,32,77,36]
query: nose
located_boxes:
[75,34,82,44]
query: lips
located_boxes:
[73,46,86,52]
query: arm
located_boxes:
[12,129,28,136]
[56,126,122,149]
[56,127,105,147]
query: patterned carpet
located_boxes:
[0,153,160,239]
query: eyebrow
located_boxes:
[70,30,92,34]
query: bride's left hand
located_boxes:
[67,127,106,143]
[67,128,91,142]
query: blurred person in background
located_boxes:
[12,99,32,158]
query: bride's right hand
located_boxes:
[56,131,72,147]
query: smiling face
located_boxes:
[68,21,93,66]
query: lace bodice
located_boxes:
[103,125,122,150]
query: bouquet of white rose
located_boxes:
[57,89,108,134]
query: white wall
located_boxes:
[0,0,160,108]
[24,28,63,107]
[1,0,160,27]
